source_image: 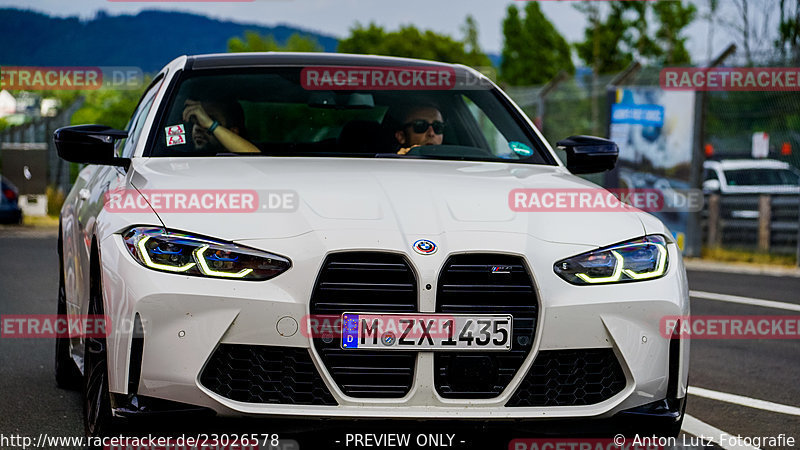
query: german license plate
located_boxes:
[341,313,512,351]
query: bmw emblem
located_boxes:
[381,332,396,346]
[413,239,437,255]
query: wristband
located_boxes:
[207,121,220,134]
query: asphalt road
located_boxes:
[1,230,798,449]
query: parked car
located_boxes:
[54,53,689,439]
[0,175,23,224]
[703,159,800,195]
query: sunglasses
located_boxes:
[404,120,445,135]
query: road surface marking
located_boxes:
[689,290,800,312]
[689,386,800,416]
[682,414,760,450]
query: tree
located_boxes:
[500,3,574,85]
[228,31,322,53]
[71,84,149,130]
[777,0,800,62]
[574,1,696,69]
[461,15,493,68]
[623,2,663,62]
[574,2,633,75]
[652,0,697,65]
[337,22,491,68]
[718,0,774,66]
[500,6,525,84]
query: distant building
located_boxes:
[0,90,16,117]
[41,98,60,117]
[14,92,41,117]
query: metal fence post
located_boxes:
[796,197,800,267]
[758,195,772,252]
[707,194,721,248]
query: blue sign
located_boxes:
[611,104,665,127]
[342,314,359,349]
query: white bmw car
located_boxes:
[55,53,689,439]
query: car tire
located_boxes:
[55,233,82,389]
[83,252,115,438]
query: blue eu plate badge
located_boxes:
[342,314,359,349]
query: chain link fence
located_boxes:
[505,52,800,261]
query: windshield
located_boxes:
[150,68,554,165]
[724,168,800,186]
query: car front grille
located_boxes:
[434,254,538,398]
[310,252,417,398]
[506,349,627,407]
[199,344,337,405]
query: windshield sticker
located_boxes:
[166,134,186,147]
[165,124,186,136]
[509,141,533,157]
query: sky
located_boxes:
[0,0,780,65]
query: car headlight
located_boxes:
[554,235,668,285]
[122,227,290,281]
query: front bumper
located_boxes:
[99,229,689,420]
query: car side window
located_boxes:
[461,95,523,159]
[117,78,164,158]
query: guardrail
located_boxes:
[703,193,800,263]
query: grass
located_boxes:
[21,214,59,228]
[700,246,797,267]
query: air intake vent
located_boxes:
[435,254,538,398]
[200,344,337,405]
[506,349,626,407]
[310,252,417,398]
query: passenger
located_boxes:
[394,105,445,155]
[182,99,260,154]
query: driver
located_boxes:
[394,104,445,155]
[182,99,260,154]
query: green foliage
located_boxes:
[701,246,797,266]
[574,1,696,73]
[46,184,65,217]
[501,3,574,85]
[70,80,150,130]
[0,117,9,132]
[621,2,663,62]
[777,0,800,61]
[574,3,633,74]
[338,22,491,68]
[652,0,697,65]
[228,31,323,53]
[461,15,492,68]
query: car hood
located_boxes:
[128,157,646,246]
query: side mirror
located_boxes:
[54,125,129,168]
[702,179,721,193]
[556,135,619,174]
